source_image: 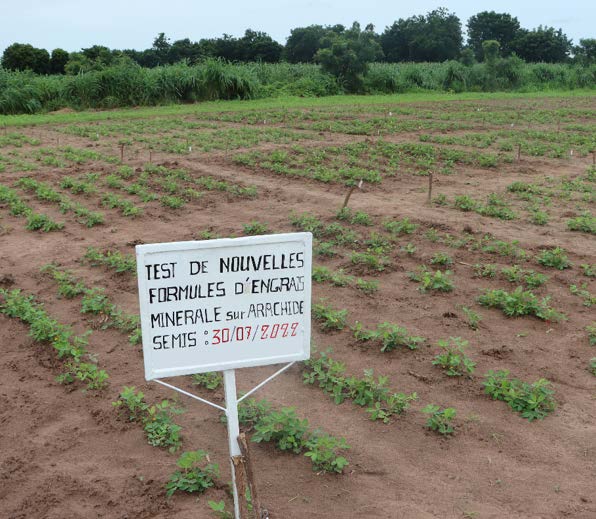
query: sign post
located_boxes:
[135,233,312,518]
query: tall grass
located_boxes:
[0,60,594,115]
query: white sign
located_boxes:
[136,233,312,380]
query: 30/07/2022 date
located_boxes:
[212,322,299,345]
[151,322,300,350]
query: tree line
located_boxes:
[2,9,595,77]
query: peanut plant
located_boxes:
[113,386,183,452]
[482,370,556,421]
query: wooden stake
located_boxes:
[341,185,356,210]
[517,144,521,161]
[232,455,249,519]
[149,150,153,163]
[341,179,362,211]
[120,144,124,163]
[427,172,433,205]
[238,433,268,519]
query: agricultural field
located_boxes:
[0,91,595,519]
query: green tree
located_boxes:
[483,40,500,90]
[240,29,283,62]
[467,11,521,60]
[285,25,328,63]
[574,38,596,64]
[511,26,572,62]
[459,47,475,66]
[50,48,69,74]
[168,38,203,64]
[315,22,382,92]
[381,8,462,62]
[1,43,50,73]
[152,32,171,65]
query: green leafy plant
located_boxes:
[192,372,223,390]
[401,243,417,255]
[312,300,347,331]
[581,264,595,278]
[529,209,549,225]
[242,220,269,235]
[166,450,219,497]
[208,501,233,519]
[478,287,566,322]
[252,407,309,453]
[587,323,596,346]
[84,246,136,274]
[113,386,183,452]
[422,405,456,435]
[409,266,454,293]
[56,361,108,390]
[25,213,64,232]
[383,217,418,235]
[304,432,350,473]
[567,212,595,234]
[537,247,571,270]
[569,283,596,307]
[589,358,596,377]
[353,321,425,351]
[461,306,481,330]
[432,337,476,377]
[473,263,497,278]
[430,251,453,266]
[349,251,390,272]
[303,351,416,422]
[501,265,548,288]
[355,278,378,295]
[337,207,372,226]
[482,370,556,421]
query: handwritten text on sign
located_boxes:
[136,233,312,380]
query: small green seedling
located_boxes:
[422,405,456,435]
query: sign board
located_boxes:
[136,233,312,380]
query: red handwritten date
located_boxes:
[211,322,299,345]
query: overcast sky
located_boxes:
[1,0,594,52]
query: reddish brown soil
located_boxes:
[1,96,595,519]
